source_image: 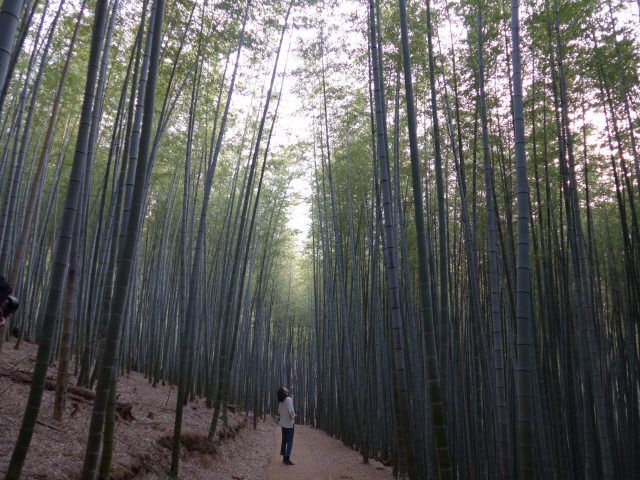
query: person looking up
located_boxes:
[277,386,296,465]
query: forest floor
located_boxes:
[265,426,395,480]
[0,338,394,480]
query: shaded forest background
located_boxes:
[0,0,639,478]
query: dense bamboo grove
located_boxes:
[0,0,639,478]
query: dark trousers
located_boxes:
[280,426,294,456]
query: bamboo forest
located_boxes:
[0,0,639,478]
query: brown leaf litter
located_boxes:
[1,338,395,480]
[0,338,271,479]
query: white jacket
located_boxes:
[278,397,295,428]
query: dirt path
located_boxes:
[266,424,394,480]
[1,339,393,480]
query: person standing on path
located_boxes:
[277,387,296,465]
